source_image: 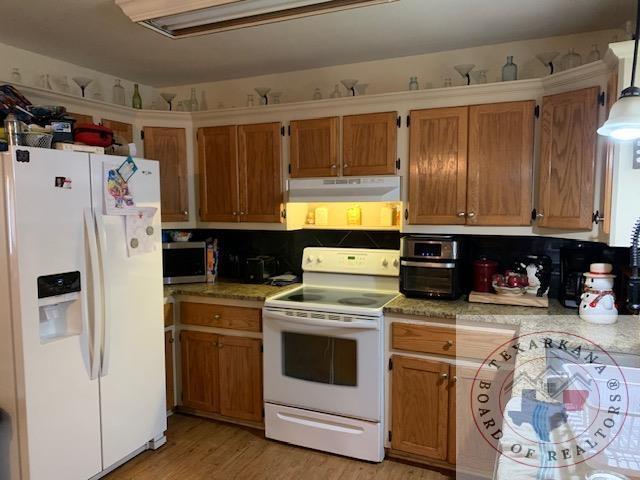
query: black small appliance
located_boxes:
[244,256,277,284]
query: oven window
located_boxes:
[162,248,205,277]
[282,332,357,387]
[402,267,453,293]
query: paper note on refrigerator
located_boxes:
[103,161,137,215]
[125,207,157,257]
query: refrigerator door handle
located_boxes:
[95,212,111,377]
[83,208,103,380]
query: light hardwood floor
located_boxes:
[105,414,452,480]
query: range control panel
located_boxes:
[302,247,400,276]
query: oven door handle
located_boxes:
[400,260,456,268]
[264,310,379,330]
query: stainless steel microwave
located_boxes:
[399,236,461,299]
[162,242,207,285]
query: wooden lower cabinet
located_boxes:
[165,330,175,411]
[391,356,450,461]
[180,329,263,423]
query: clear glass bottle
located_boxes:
[246,94,255,107]
[587,44,601,63]
[10,68,21,84]
[313,88,322,100]
[561,48,582,70]
[329,84,342,98]
[113,79,126,106]
[59,76,70,93]
[132,83,142,109]
[189,88,198,111]
[271,92,282,104]
[409,76,419,91]
[501,56,518,81]
[200,91,208,111]
[176,101,184,112]
[443,77,452,87]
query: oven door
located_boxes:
[399,260,457,298]
[263,308,382,422]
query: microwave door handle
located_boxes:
[400,261,457,268]
[264,310,379,330]
[95,212,112,377]
[83,208,102,380]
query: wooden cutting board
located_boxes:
[468,291,549,308]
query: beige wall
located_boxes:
[0,42,159,109]
[164,28,622,109]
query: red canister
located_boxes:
[473,257,498,293]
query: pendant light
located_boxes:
[598,0,640,141]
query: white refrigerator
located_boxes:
[0,146,167,480]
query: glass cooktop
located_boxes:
[273,286,398,310]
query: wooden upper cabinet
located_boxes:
[289,117,339,178]
[101,119,133,144]
[467,101,535,226]
[238,122,283,223]
[218,336,263,422]
[538,87,599,230]
[342,112,397,176]
[197,126,239,222]
[408,107,468,225]
[67,112,94,125]
[180,331,219,413]
[143,127,189,222]
[165,330,175,412]
[391,356,450,461]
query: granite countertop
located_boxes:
[383,294,569,318]
[164,280,300,302]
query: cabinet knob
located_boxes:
[592,210,605,225]
[169,337,174,344]
[331,164,337,168]
[452,376,458,383]
[212,341,218,347]
[213,314,221,320]
[183,211,188,216]
[232,211,238,216]
[457,212,466,217]
[445,340,454,347]
[440,373,449,380]
[536,211,545,219]
[343,164,349,168]
[466,212,476,218]
[240,211,246,215]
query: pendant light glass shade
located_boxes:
[598,87,640,140]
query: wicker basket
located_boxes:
[20,133,53,149]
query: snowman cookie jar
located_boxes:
[579,263,618,324]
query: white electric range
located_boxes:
[263,247,400,462]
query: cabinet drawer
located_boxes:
[391,322,513,360]
[164,303,174,327]
[181,302,261,332]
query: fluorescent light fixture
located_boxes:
[598,0,640,141]
[116,0,398,38]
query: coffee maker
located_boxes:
[559,244,602,308]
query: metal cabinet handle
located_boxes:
[466,212,476,218]
[457,212,466,217]
[536,211,545,219]
[452,376,458,383]
[440,373,449,380]
[213,314,221,320]
[343,164,349,168]
[592,210,605,225]
[331,164,337,168]
[445,340,454,347]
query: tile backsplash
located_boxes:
[167,229,629,299]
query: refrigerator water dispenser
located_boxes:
[37,271,82,342]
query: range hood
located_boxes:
[116,0,397,38]
[288,176,400,203]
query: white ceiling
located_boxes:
[0,0,634,87]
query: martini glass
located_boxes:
[536,52,559,75]
[255,87,271,105]
[340,79,358,96]
[72,76,93,98]
[454,64,475,85]
[160,92,177,111]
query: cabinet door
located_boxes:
[290,117,339,178]
[408,107,468,224]
[218,336,263,422]
[342,112,397,176]
[238,122,283,223]
[165,330,175,411]
[101,119,133,144]
[180,331,219,413]
[164,303,174,327]
[67,112,94,125]
[197,126,239,222]
[391,356,450,460]
[143,127,189,222]
[467,101,534,226]
[538,87,599,229]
